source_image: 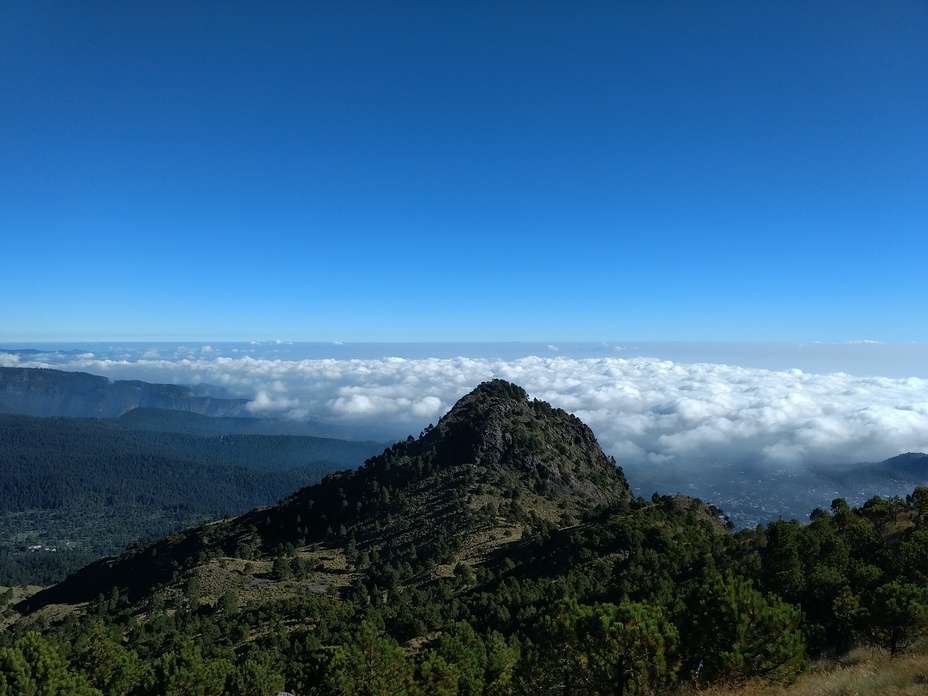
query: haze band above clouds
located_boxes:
[3,351,926,470]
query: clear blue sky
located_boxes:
[2,1,926,342]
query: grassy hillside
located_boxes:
[696,647,928,696]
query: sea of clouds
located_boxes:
[3,344,927,472]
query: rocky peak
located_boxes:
[416,379,630,506]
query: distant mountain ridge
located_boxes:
[856,451,928,476]
[822,452,928,495]
[117,406,400,442]
[0,366,250,418]
[632,451,928,528]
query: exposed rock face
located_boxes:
[421,379,630,507]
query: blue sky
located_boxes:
[2,1,926,343]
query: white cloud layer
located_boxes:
[3,350,927,470]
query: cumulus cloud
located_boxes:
[247,390,301,414]
[4,349,927,471]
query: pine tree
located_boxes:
[0,632,102,696]
[687,572,806,685]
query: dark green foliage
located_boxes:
[3,381,927,694]
[524,598,680,695]
[7,486,928,695]
[907,486,928,526]
[0,414,377,518]
[683,572,806,685]
[862,581,928,656]
[760,520,805,603]
[0,631,102,696]
[0,413,380,583]
[69,623,152,696]
[321,621,417,696]
[431,621,487,695]
[0,548,98,586]
[145,639,234,696]
[223,650,285,696]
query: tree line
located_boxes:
[2,488,927,694]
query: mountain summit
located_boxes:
[20,380,631,610]
[241,379,633,578]
[419,379,630,507]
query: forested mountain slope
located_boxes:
[19,379,632,607]
[0,413,383,584]
[3,381,927,696]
